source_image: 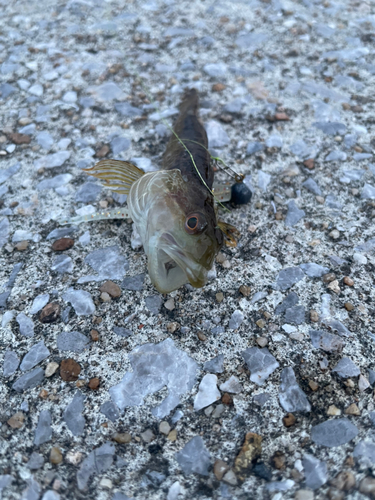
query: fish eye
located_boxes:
[185,213,206,234]
[187,217,198,229]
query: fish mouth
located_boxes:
[148,232,207,294]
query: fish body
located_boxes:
[128,90,223,293]
[60,89,237,294]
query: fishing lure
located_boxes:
[59,89,251,293]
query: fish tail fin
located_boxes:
[58,207,131,226]
[217,220,240,248]
[83,160,144,194]
[178,88,199,117]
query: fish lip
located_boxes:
[159,232,205,284]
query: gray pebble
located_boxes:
[275,267,305,291]
[279,367,311,412]
[16,313,34,337]
[285,200,305,227]
[247,142,264,155]
[314,122,346,135]
[77,442,115,490]
[175,436,211,476]
[34,151,71,170]
[204,354,224,373]
[20,341,50,371]
[3,351,20,377]
[34,410,52,446]
[309,330,344,352]
[12,367,44,392]
[100,401,120,422]
[332,357,360,378]
[242,347,279,386]
[121,274,145,291]
[302,454,328,489]
[285,305,305,325]
[113,326,132,338]
[311,418,358,447]
[75,182,102,203]
[27,452,44,470]
[111,136,131,155]
[205,120,230,148]
[51,254,73,274]
[300,263,329,278]
[145,295,163,314]
[302,178,322,196]
[57,331,90,352]
[64,391,85,436]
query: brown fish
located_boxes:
[60,89,238,293]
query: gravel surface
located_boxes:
[1,0,375,499]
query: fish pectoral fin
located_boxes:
[217,220,240,248]
[83,159,145,194]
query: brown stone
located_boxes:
[90,329,99,341]
[212,83,226,92]
[310,310,319,322]
[344,302,354,311]
[233,432,262,482]
[330,471,356,491]
[167,429,177,441]
[283,413,296,427]
[60,358,81,382]
[239,285,251,297]
[39,303,60,323]
[113,432,131,444]
[222,393,233,405]
[166,322,180,334]
[309,380,319,391]
[52,238,74,251]
[328,488,345,500]
[359,477,375,496]
[88,377,100,390]
[15,241,29,251]
[344,403,360,416]
[50,447,63,465]
[95,145,110,158]
[303,159,314,169]
[7,412,25,429]
[256,337,268,347]
[8,133,31,145]
[214,459,230,481]
[197,331,207,341]
[39,389,48,399]
[322,272,336,283]
[343,276,354,286]
[219,114,233,123]
[99,280,121,298]
[274,112,290,121]
[272,452,286,469]
[216,292,224,303]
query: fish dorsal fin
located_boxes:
[217,220,240,248]
[83,159,145,195]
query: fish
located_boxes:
[59,89,239,293]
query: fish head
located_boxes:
[128,170,223,293]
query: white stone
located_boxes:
[194,374,221,411]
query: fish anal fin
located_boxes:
[218,220,240,248]
[83,159,145,195]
